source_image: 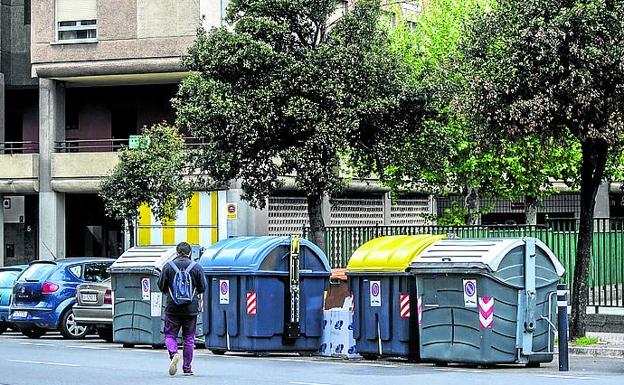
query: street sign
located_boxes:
[141,278,151,301]
[226,203,237,220]
[129,135,151,150]
[370,281,381,307]
[219,279,230,304]
[463,279,477,308]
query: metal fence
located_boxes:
[303,218,624,307]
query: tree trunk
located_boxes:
[307,193,326,253]
[525,196,538,225]
[464,187,480,225]
[570,140,609,338]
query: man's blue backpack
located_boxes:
[168,261,196,305]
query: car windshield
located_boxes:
[0,271,20,287]
[19,263,56,282]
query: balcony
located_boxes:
[51,142,121,192]
[0,142,40,193]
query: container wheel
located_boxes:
[151,344,166,350]
[210,349,226,355]
[433,362,448,367]
[122,343,135,348]
[526,362,540,368]
[361,353,379,361]
[298,352,314,357]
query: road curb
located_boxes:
[563,346,624,358]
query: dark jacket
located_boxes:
[157,256,207,316]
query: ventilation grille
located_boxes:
[268,196,308,235]
[390,198,430,225]
[330,197,384,226]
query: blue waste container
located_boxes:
[199,236,331,354]
[347,235,446,361]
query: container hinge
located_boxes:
[287,235,301,339]
[521,238,537,355]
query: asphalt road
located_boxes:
[1,332,623,385]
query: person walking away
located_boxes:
[158,242,207,376]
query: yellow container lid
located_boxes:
[346,234,447,272]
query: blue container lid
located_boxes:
[199,236,331,275]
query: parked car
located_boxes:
[0,265,28,334]
[73,278,113,342]
[9,258,115,339]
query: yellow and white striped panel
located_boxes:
[137,191,228,247]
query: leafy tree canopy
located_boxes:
[388,0,583,224]
[457,0,624,336]
[100,124,192,245]
[174,0,447,245]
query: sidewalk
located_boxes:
[565,332,624,358]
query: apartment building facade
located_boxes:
[0,1,619,266]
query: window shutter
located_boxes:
[57,0,97,22]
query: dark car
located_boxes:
[73,278,113,342]
[0,265,28,334]
[9,258,115,339]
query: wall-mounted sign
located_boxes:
[226,203,237,220]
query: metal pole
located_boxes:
[557,284,569,372]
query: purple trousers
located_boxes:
[164,314,197,373]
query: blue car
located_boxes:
[0,265,28,334]
[10,258,115,339]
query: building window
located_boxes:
[56,0,97,43]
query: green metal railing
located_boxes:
[303,218,624,307]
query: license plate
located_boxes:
[12,311,28,318]
[81,293,98,302]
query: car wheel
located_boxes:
[0,322,8,334]
[59,309,89,339]
[97,328,114,343]
[21,327,47,339]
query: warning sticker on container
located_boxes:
[141,278,151,301]
[151,292,162,317]
[219,280,230,304]
[463,279,477,308]
[370,281,381,307]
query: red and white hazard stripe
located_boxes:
[400,294,410,318]
[479,296,494,328]
[246,292,257,315]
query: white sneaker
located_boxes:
[169,353,181,376]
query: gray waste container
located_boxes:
[410,238,564,366]
[110,245,205,348]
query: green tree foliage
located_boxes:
[458,0,624,336]
[174,0,446,249]
[100,124,192,246]
[389,0,582,225]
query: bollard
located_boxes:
[557,284,569,372]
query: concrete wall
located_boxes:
[31,0,202,77]
[51,152,119,180]
[0,153,38,193]
[1,0,35,86]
